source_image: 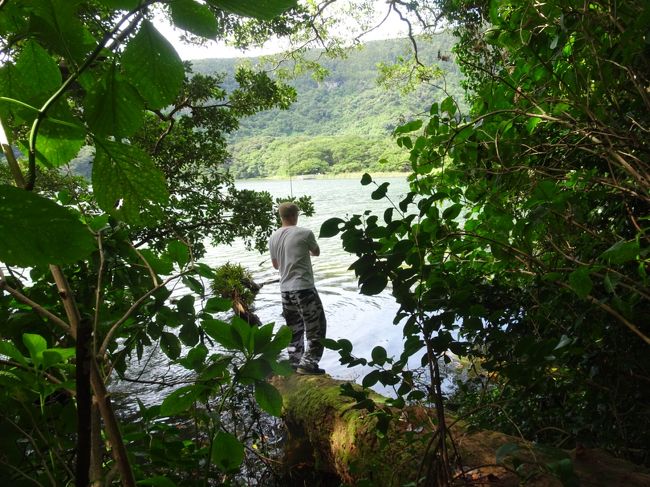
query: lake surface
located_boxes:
[204,176,411,382]
[113,176,416,406]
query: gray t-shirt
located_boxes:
[269,226,318,292]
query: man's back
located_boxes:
[269,226,317,292]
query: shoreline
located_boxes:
[234,171,410,182]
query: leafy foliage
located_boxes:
[322,0,650,473]
[0,0,307,485]
[192,36,465,177]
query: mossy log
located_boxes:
[272,374,650,486]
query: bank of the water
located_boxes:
[235,170,410,182]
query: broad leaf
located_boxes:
[0,184,95,266]
[599,240,639,265]
[568,268,593,299]
[360,173,372,185]
[160,332,182,360]
[360,274,388,295]
[211,431,244,472]
[14,40,61,106]
[254,381,283,417]
[121,20,184,110]
[23,334,47,366]
[29,0,96,63]
[171,0,219,38]
[160,385,199,416]
[205,297,232,313]
[167,240,189,268]
[319,217,344,238]
[84,65,144,137]
[19,101,85,168]
[207,0,297,20]
[202,319,239,350]
[92,139,168,224]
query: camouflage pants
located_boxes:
[281,288,327,368]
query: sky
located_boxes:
[153,3,412,61]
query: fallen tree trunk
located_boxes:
[272,374,650,486]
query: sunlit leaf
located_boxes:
[92,139,169,224]
[121,20,184,110]
[170,0,219,38]
[202,319,239,350]
[23,333,47,366]
[84,65,144,137]
[255,381,283,416]
[14,39,61,106]
[0,185,95,266]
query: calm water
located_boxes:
[113,176,415,406]
[204,176,411,381]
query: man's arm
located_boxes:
[310,245,320,257]
[272,258,279,269]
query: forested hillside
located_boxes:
[192,35,464,177]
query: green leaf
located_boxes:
[239,358,271,381]
[92,139,169,224]
[441,96,456,116]
[160,385,198,416]
[202,319,239,350]
[371,346,388,365]
[253,323,274,353]
[20,102,85,168]
[394,119,423,134]
[170,0,219,38]
[167,240,189,268]
[205,297,232,313]
[14,40,61,106]
[568,268,593,299]
[0,340,28,366]
[360,274,388,295]
[139,249,174,275]
[84,65,144,137]
[442,203,463,221]
[260,325,291,355]
[0,185,95,266]
[360,173,372,185]
[319,217,345,238]
[207,0,297,20]
[160,332,182,360]
[599,240,639,265]
[254,381,283,416]
[121,20,184,110]
[371,182,389,200]
[23,333,47,366]
[212,431,244,472]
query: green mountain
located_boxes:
[191,35,464,178]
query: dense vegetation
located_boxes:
[192,37,465,177]
[321,0,650,481]
[0,0,648,486]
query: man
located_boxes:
[269,202,327,375]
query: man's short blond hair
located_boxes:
[278,202,299,219]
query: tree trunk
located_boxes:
[272,374,650,487]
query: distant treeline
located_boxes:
[192,35,464,178]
